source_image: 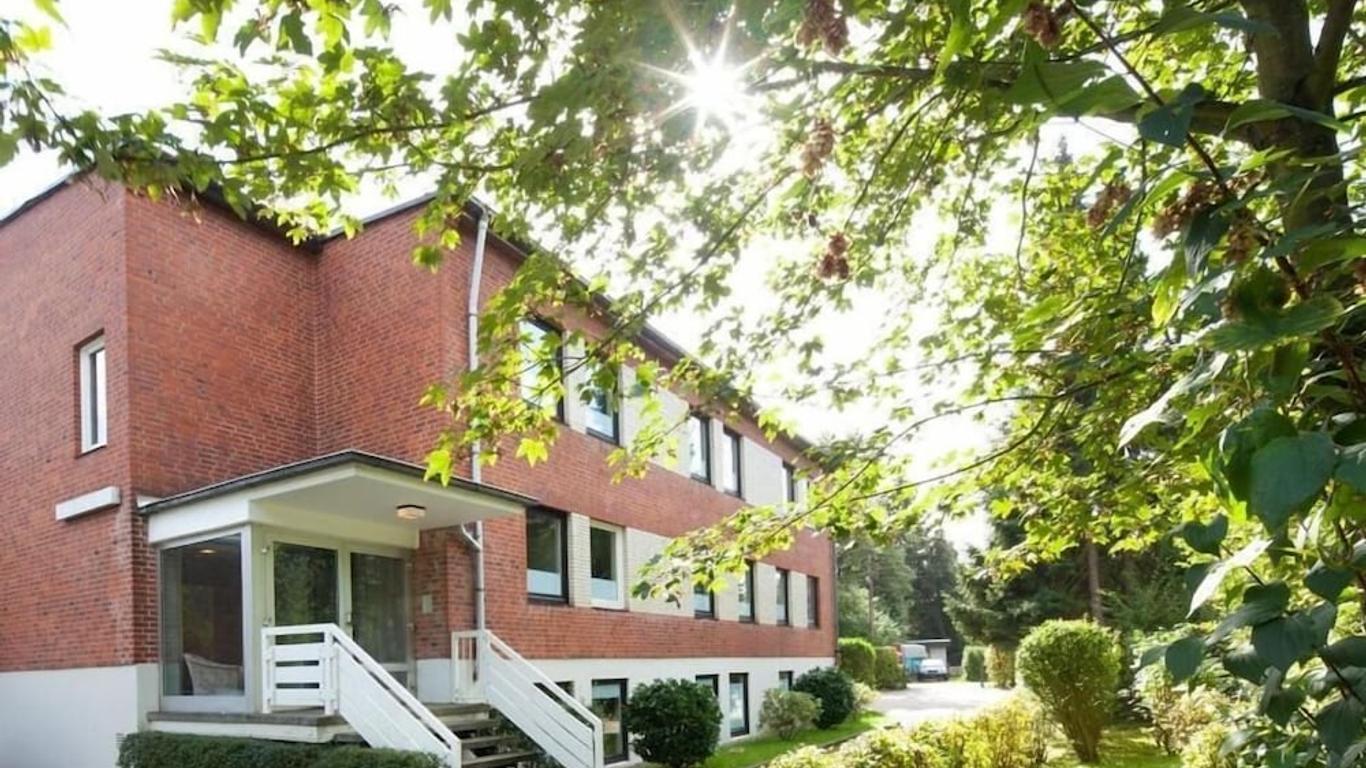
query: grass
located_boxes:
[1045,724,1179,768]
[693,711,888,768]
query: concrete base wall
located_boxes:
[0,663,157,768]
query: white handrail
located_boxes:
[264,624,461,767]
[453,630,604,768]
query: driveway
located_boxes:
[871,681,1013,727]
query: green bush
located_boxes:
[1017,620,1121,764]
[768,745,837,768]
[837,637,878,686]
[839,728,945,768]
[116,733,441,768]
[963,646,987,683]
[985,645,1015,689]
[1135,666,1230,756]
[622,678,722,768]
[851,681,878,714]
[1181,723,1235,768]
[875,646,908,690]
[909,696,1048,768]
[759,688,822,739]
[792,667,857,729]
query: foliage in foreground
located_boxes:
[760,689,823,741]
[116,732,440,768]
[1018,621,1121,763]
[623,679,723,768]
[792,667,857,730]
[698,712,887,768]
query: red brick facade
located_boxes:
[0,179,835,673]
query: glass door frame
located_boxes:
[260,527,414,686]
[157,525,255,714]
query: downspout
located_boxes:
[459,204,491,632]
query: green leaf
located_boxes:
[1005,57,1108,108]
[1248,432,1337,532]
[1318,697,1365,754]
[1335,444,1366,493]
[1209,579,1288,640]
[1182,515,1228,555]
[1214,408,1297,500]
[1261,669,1306,726]
[1206,297,1345,352]
[1253,614,1318,670]
[1057,76,1143,117]
[1223,645,1269,683]
[1299,236,1366,272]
[279,12,313,55]
[1152,257,1187,326]
[1138,84,1206,147]
[1306,562,1354,602]
[1226,100,1350,135]
[1322,637,1366,668]
[1166,636,1206,682]
[936,0,973,78]
[32,0,65,25]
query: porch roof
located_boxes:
[140,450,537,547]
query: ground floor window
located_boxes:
[728,673,750,736]
[778,670,794,690]
[592,678,629,763]
[160,534,244,697]
[696,673,719,698]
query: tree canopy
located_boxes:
[6,0,1366,761]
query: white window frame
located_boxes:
[78,334,107,453]
[589,521,626,610]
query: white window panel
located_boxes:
[78,334,107,452]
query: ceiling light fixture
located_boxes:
[395,504,427,521]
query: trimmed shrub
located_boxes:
[963,646,987,683]
[768,745,837,768]
[837,637,878,686]
[793,667,857,729]
[622,678,722,768]
[759,688,822,739]
[852,681,878,714]
[1135,666,1230,756]
[839,728,945,768]
[1181,723,1235,768]
[116,733,440,768]
[1017,620,1122,764]
[985,645,1016,689]
[875,646,908,690]
[909,696,1048,768]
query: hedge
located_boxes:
[117,732,442,768]
[836,637,878,686]
[622,678,722,768]
[873,646,907,690]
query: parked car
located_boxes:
[917,658,949,681]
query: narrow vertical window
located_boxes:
[776,568,790,626]
[728,673,750,736]
[738,561,755,622]
[520,319,563,420]
[721,428,742,497]
[688,413,711,482]
[584,364,619,443]
[79,334,107,452]
[693,582,715,618]
[590,522,624,609]
[783,462,797,504]
[526,509,568,601]
[592,679,629,763]
[807,575,820,628]
[778,671,794,691]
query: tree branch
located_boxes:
[1311,0,1358,104]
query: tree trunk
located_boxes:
[867,573,876,638]
[1084,537,1104,624]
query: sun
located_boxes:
[644,9,759,136]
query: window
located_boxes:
[783,462,797,504]
[526,509,567,601]
[728,673,750,736]
[778,671,794,691]
[78,334,107,452]
[584,366,619,443]
[693,583,716,618]
[590,522,624,609]
[721,428,743,496]
[696,674,719,699]
[520,319,563,420]
[738,562,755,623]
[688,413,712,482]
[160,534,244,698]
[807,575,820,628]
[592,679,629,763]
[776,569,790,625]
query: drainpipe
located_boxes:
[459,204,491,633]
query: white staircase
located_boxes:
[263,624,463,766]
[454,630,605,768]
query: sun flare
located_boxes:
[644,8,759,136]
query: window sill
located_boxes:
[694,612,717,620]
[690,473,712,485]
[723,489,743,499]
[78,443,107,457]
[738,616,755,624]
[585,428,620,446]
[528,595,570,606]
[592,602,627,612]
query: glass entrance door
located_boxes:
[272,542,339,635]
[350,552,409,682]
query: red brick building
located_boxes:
[0,178,836,768]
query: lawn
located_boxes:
[1046,725,1178,768]
[697,711,888,768]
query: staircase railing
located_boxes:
[453,630,604,768]
[263,624,461,767]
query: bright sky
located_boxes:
[1,1,1133,554]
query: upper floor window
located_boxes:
[721,428,742,497]
[526,508,567,601]
[783,462,797,504]
[738,561,755,622]
[520,319,563,420]
[584,365,619,443]
[78,334,107,453]
[693,582,716,618]
[776,568,790,625]
[807,575,820,628]
[688,413,711,482]
[590,522,625,609]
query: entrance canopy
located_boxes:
[142,450,534,548]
